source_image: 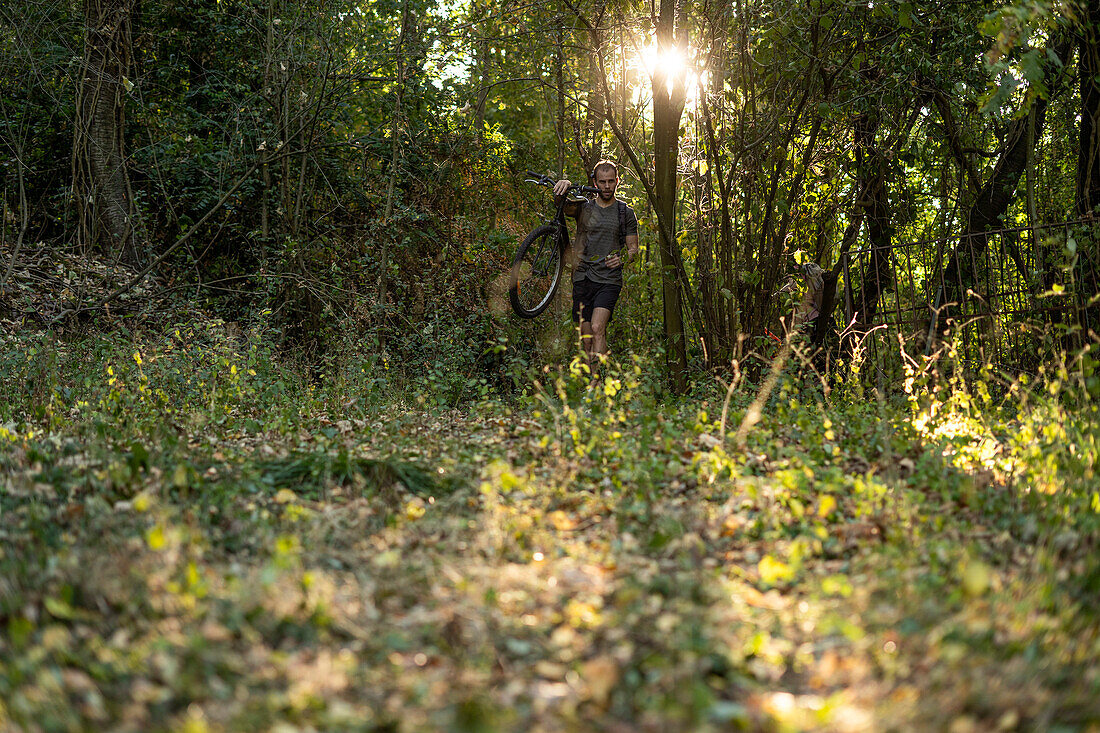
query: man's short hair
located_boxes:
[591,160,619,179]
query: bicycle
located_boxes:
[509,171,598,319]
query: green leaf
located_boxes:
[980,74,1019,115]
[960,560,992,597]
[44,597,75,620]
[898,3,913,28]
[1019,48,1044,84]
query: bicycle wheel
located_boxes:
[510,224,564,318]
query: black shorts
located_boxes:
[572,279,622,323]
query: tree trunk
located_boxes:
[1075,9,1100,336]
[74,0,138,264]
[1078,3,1100,216]
[700,72,740,366]
[811,198,865,347]
[474,24,490,130]
[260,0,276,246]
[577,0,607,175]
[932,36,1071,341]
[935,98,1050,337]
[653,0,688,393]
[555,25,566,177]
[846,113,894,342]
[377,0,411,333]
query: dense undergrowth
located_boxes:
[2,310,1100,731]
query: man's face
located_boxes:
[594,169,618,201]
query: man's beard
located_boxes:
[599,190,615,200]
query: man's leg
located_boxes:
[579,320,595,360]
[574,280,596,361]
[590,307,612,357]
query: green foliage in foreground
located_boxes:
[1,325,1100,731]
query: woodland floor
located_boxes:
[1,259,1100,731]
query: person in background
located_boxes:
[553,160,640,364]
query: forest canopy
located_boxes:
[1,0,1097,386]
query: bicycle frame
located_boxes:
[508,171,599,318]
[523,171,597,256]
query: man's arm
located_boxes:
[625,234,639,263]
[607,205,640,269]
[606,235,638,270]
[552,179,581,217]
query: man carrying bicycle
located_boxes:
[552,160,639,363]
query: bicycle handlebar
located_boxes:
[524,170,598,195]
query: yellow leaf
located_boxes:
[548,510,574,530]
[147,525,166,550]
[405,499,426,520]
[960,560,991,597]
[565,599,601,628]
[172,464,189,490]
[180,717,209,733]
[273,488,298,504]
[275,535,298,555]
[758,555,794,586]
[818,495,837,518]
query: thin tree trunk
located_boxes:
[1,145,30,294]
[811,184,867,347]
[377,0,411,323]
[937,98,1050,336]
[847,113,893,338]
[929,83,982,196]
[74,0,138,264]
[700,75,740,365]
[261,0,275,244]
[474,17,489,130]
[1078,4,1100,216]
[555,25,565,177]
[933,36,1070,342]
[1075,9,1100,333]
[743,26,822,336]
[577,0,607,175]
[653,0,688,392]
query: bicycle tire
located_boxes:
[509,224,565,318]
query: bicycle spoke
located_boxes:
[510,226,563,317]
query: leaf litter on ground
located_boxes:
[2,320,1100,731]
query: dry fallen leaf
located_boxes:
[274,488,298,504]
[549,510,575,531]
[581,656,619,705]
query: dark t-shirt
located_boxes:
[571,199,639,285]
